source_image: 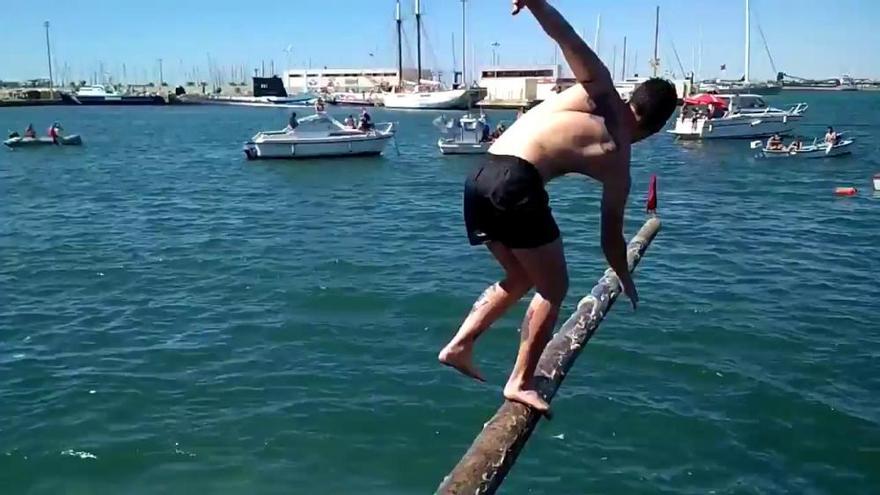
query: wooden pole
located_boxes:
[436,216,662,495]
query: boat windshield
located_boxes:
[294,114,348,133]
[735,96,768,109]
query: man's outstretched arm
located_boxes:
[600,176,639,310]
[513,0,613,94]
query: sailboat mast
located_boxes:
[744,0,751,83]
[415,0,421,84]
[396,0,403,89]
[451,32,457,80]
[652,5,660,77]
[611,45,617,81]
[621,36,627,80]
[461,0,467,84]
[698,25,703,81]
[593,14,601,55]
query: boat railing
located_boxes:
[788,102,808,115]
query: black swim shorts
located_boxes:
[463,154,560,249]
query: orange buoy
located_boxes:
[834,187,857,196]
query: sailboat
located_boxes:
[382,0,480,110]
[699,0,781,95]
[613,7,693,102]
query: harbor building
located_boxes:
[476,65,576,109]
[283,68,434,94]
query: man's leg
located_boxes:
[439,241,533,382]
[503,237,568,414]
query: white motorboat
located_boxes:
[243,112,395,160]
[435,113,493,155]
[873,174,880,191]
[668,93,807,140]
[751,137,854,159]
[61,84,165,105]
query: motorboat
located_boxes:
[751,136,854,159]
[435,113,494,155]
[4,134,82,148]
[873,174,880,191]
[668,93,807,140]
[61,85,165,105]
[243,112,395,160]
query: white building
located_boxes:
[477,65,576,108]
[284,68,433,93]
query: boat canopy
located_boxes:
[683,93,728,108]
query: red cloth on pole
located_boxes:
[646,174,658,213]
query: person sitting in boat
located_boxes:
[343,115,355,128]
[767,133,783,150]
[8,131,20,139]
[824,126,838,145]
[314,98,326,113]
[358,109,373,131]
[24,124,36,138]
[787,137,803,152]
[480,121,492,142]
[287,112,298,131]
[491,122,507,140]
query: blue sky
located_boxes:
[2,0,878,85]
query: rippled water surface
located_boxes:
[2,93,879,494]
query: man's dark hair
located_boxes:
[630,78,678,135]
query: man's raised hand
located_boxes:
[512,0,539,16]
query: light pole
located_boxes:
[44,21,54,96]
[490,42,500,66]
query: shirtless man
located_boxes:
[438,0,677,415]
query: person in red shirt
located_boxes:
[48,122,62,144]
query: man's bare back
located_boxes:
[489,84,634,184]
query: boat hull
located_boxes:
[184,94,315,107]
[61,94,165,105]
[382,89,474,110]
[669,114,799,140]
[438,139,490,155]
[873,175,880,191]
[244,133,393,159]
[758,140,854,159]
[4,135,82,148]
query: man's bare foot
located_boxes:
[504,384,552,418]
[438,343,485,382]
